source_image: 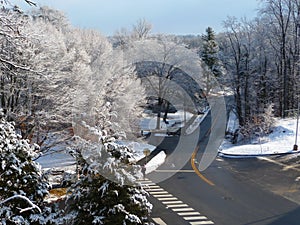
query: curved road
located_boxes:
[146,112,300,225]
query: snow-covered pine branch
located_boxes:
[0,195,41,214]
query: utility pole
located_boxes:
[294,100,299,151]
[294,10,300,151]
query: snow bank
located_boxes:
[219,117,300,157]
[145,151,166,174]
[116,140,156,162]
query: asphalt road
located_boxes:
[145,112,300,225]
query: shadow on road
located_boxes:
[268,206,300,225]
[242,206,300,225]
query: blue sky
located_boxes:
[14,0,260,36]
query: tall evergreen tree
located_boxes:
[200,27,223,78]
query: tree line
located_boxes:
[0,3,151,225]
[192,0,300,139]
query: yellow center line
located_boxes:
[191,148,215,186]
[190,104,224,186]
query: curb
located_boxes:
[218,150,300,158]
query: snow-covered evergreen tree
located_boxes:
[200,27,223,78]
[199,27,224,95]
[0,110,50,224]
[64,125,152,225]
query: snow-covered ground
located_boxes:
[140,110,193,133]
[37,109,207,186]
[219,117,300,157]
[140,109,208,137]
[116,140,156,162]
[36,140,163,186]
[36,150,75,169]
[37,140,157,169]
[145,151,167,174]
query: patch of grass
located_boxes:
[49,188,68,197]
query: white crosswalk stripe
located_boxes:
[145,185,161,188]
[190,221,214,225]
[152,217,167,225]
[148,191,169,194]
[153,194,173,198]
[178,212,201,216]
[183,216,207,220]
[162,200,183,204]
[172,208,195,212]
[158,197,178,201]
[138,178,215,225]
[145,188,165,191]
[166,204,189,208]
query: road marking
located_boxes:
[152,217,167,225]
[172,207,195,212]
[148,191,169,194]
[162,200,183,204]
[258,156,300,172]
[166,204,189,208]
[155,170,195,173]
[158,197,178,201]
[190,105,224,186]
[153,194,173,197]
[145,185,161,188]
[145,188,165,191]
[184,216,207,220]
[191,150,215,186]
[140,179,215,225]
[140,182,156,186]
[178,212,201,216]
[139,179,152,182]
[190,221,214,225]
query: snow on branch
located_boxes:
[0,57,41,74]
[1,0,36,7]
[24,0,37,6]
[0,195,42,214]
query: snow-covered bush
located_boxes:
[240,104,275,141]
[64,125,152,225]
[0,111,50,224]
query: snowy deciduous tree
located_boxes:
[67,28,145,140]
[260,0,300,117]
[0,6,151,224]
[132,18,152,40]
[112,18,152,49]
[125,37,206,129]
[0,6,145,150]
[218,0,300,139]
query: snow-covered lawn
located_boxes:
[36,150,75,169]
[219,117,300,157]
[140,110,193,132]
[37,109,210,185]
